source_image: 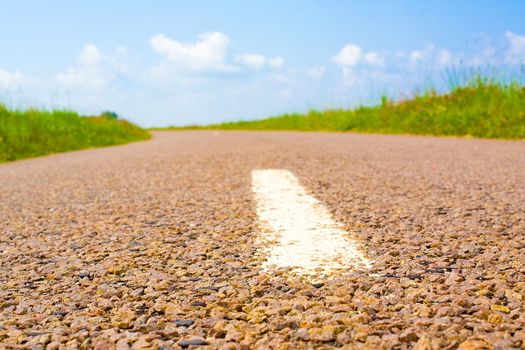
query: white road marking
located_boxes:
[251,169,372,276]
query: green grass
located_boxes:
[171,78,525,139]
[0,105,150,163]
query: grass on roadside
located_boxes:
[171,78,525,139]
[0,105,150,163]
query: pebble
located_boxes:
[191,301,206,307]
[78,272,92,279]
[178,337,207,348]
[174,320,195,327]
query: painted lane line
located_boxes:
[251,169,372,276]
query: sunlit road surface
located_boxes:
[0,131,524,349]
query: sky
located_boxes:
[1,1,525,127]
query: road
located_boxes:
[1,131,524,349]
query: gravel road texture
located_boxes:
[0,131,524,349]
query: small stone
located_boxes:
[382,333,400,345]
[487,313,503,324]
[457,339,493,350]
[112,308,136,329]
[70,243,82,250]
[336,330,352,344]
[152,280,170,291]
[132,337,153,349]
[399,329,419,343]
[311,282,325,288]
[116,338,131,350]
[295,329,309,341]
[131,287,145,297]
[161,323,179,337]
[191,301,206,307]
[107,265,127,275]
[197,285,220,292]
[352,325,372,342]
[211,320,228,338]
[308,326,337,342]
[178,337,207,348]
[490,304,510,313]
[174,320,195,327]
[52,311,68,317]
[78,272,92,279]
[47,342,60,350]
[413,335,438,350]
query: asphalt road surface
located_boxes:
[1,131,524,349]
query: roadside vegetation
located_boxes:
[174,78,525,139]
[0,105,150,163]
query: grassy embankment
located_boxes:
[0,105,150,163]
[174,79,525,139]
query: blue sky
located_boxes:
[1,1,524,126]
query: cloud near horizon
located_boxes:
[332,44,386,85]
[149,32,285,76]
[235,54,284,69]
[150,32,236,73]
[330,31,525,86]
[505,31,525,64]
[0,69,24,89]
[54,43,132,91]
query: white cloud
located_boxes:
[406,42,501,69]
[341,67,359,86]
[308,65,326,79]
[55,44,129,90]
[409,50,424,63]
[268,56,284,68]
[0,69,24,89]
[267,73,289,83]
[55,67,109,90]
[505,31,525,64]
[409,49,426,65]
[407,44,436,67]
[332,44,362,66]
[364,52,384,66]
[235,53,284,69]
[236,53,266,69]
[147,33,285,86]
[77,44,103,66]
[116,46,129,56]
[150,32,236,72]
[367,70,403,84]
[437,49,453,66]
[279,88,292,99]
[333,44,386,84]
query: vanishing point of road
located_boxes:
[0,131,524,349]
